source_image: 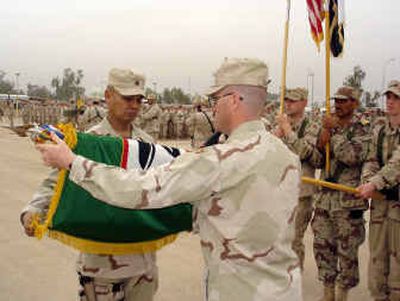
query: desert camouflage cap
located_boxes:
[332,86,361,101]
[192,96,202,106]
[207,58,269,96]
[383,80,400,97]
[201,97,210,107]
[285,88,308,101]
[108,68,145,97]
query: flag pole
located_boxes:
[324,2,331,173]
[279,0,291,114]
[301,177,384,201]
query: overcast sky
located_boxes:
[1,0,399,104]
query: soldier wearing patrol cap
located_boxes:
[358,80,400,301]
[36,57,302,301]
[22,68,157,301]
[142,93,161,140]
[275,87,320,270]
[186,96,215,149]
[310,86,370,301]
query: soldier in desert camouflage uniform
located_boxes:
[274,87,320,270]
[158,106,168,140]
[37,58,303,301]
[22,68,157,301]
[79,101,107,131]
[358,80,400,301]
[142,94,161,140]
[5,100,15,128]
[186,97,215,149]
[311,86,370,301]
[175,105,186,139]
[0,101,5,123]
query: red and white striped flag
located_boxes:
[307,0,325,50]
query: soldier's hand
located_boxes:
[22,212,35,237]
[322,115,338,130]
[272,126,284,138]
[275,113,292,137]
[356,183,377,199]
[317,128,331,151]
[35,132,76,170]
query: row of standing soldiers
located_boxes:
[0,100,77,128]
[0,97,216,146]
[270,82,400,301]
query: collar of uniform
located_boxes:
[385,117,400,135]
[226,120,265,142]
[100,117,141,139]
[98,117,119,136]
[291,115,306,131]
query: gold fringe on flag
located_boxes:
[31,123,181,255]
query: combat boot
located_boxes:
[336,287,348,301]
[319,286,335,301]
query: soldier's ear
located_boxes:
[105,88,113,104]
[353,99,360,109]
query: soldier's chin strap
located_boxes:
[202,132,225,148]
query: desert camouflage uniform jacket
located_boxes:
[21,117,156,279]
[281,116,320,198]
[68,120,302,301]
[142,103,162,134]
[186,110,214,149]
[312,116,371,211]
[362,118,400,192]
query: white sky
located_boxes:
[0,0,399,104]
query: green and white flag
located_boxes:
[33,125,192,255]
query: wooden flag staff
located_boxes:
[301,177,384,201]
[279,0,291,114]
[324,5,332,173]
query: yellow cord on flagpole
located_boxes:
[324,7,331,174]
[280,0,291,114]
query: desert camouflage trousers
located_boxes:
[78,269,158,301]
[311,208,365,289]
[292,196,314,270]
[368,199,400,301]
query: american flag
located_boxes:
[307,0,325,50]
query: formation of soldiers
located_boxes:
[13,61,400,301]
[272,82,400,301]
[134,98,214,143]
[0,99,78,129]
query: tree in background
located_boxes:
[343,65,366,94]
[363,91,380,108]
[27,83,52,99]
[144,87,161,100]
[0,70,22,94]
[161,87,191,104]
[51,68,85,101]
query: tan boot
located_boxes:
[319,286,335,301]
[335,287,348,301]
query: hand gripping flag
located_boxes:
[31,124,192,255]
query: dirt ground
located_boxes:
[0,124,373,300]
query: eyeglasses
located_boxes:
[210,92,243,105]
